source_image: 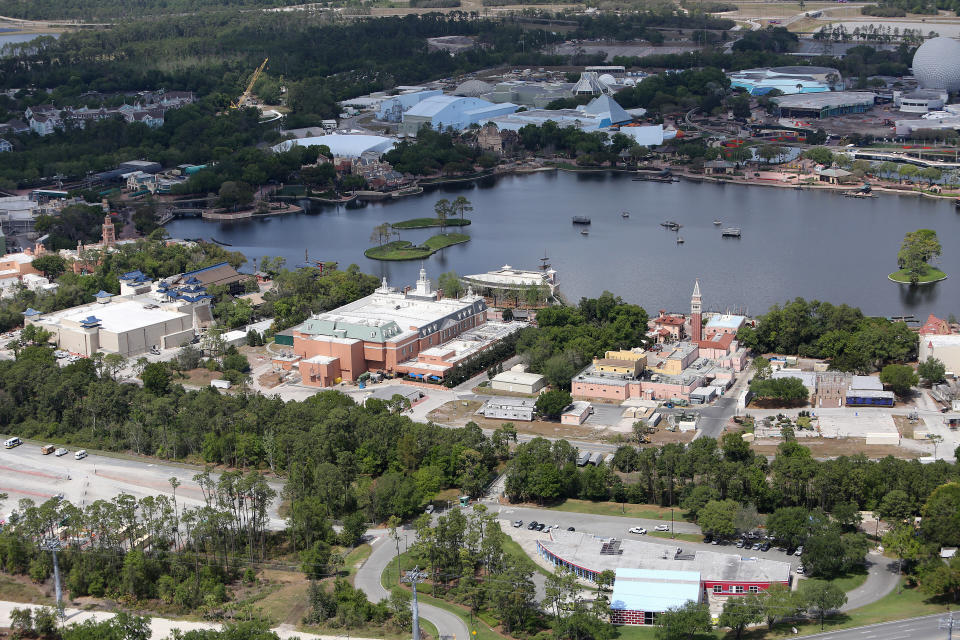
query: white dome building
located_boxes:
[913,37,960,92]
[598,73,618,88]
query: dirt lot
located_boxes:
[429,400,606,440]
[751,437,921,459]
[180,367,224,387]
[892,414,925,439]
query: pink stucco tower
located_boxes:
[690,279,702,342]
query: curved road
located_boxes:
[355,529,470,640]
[841,551,899,612]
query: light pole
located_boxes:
[671,508,675,539]
[403,567,427,640]
[41,538,63,623]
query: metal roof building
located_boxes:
[610,568,701,625]
[772,92,876,119]
[272,134,396,158]
[398,95,518,136]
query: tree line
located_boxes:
[736,298,918,372]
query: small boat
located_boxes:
[572,216,591,225]
[713,219,722,225]
[621,211,630,218]
[580,229,589,236]
[660,220,682,230]
[676,236,685,244]
[210,237,233,246]
[721,227,741,238]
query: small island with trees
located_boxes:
[365,197,473,261]
[890,228,946,284]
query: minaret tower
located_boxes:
[690,279,702,342]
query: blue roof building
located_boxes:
[610,568,701,625]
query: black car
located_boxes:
[703,534,713,544]
[567,526,575,531]
[527,521,538,530]
[536,523,546,531]
[760,542,771,552]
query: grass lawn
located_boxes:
[888,264,947,284]
[365,233,470,260]
[343,543,373,579]
[545,499,690,522]
[365,240,433,261]
[500,530,553,579]
[648,530,704,544]
[392,217,471,229]
[804,567,869,594]
[0,574,49,604]
[423,232,470,250]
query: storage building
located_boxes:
[610,568,701,626]
[491,370,546,395]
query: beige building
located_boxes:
[491,370,546,394]
[921,335,960,375]
[27,297,197,356]
[25,268,216,357]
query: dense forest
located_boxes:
[0,0,310,20]
[736,298,918,372]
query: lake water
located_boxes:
[0,31,60,52]
[165,171,960,318]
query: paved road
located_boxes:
[696,371,752,440]
[841,552,900,612]
[355,529,469,640]
[800,613,949,640]
[0,599,379,640]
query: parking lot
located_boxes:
[0,440,285,529]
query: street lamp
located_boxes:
[671,508,675,539]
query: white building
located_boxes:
[921,335,960,375]
[398,96,519,136]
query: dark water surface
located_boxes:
[166,171,959,318]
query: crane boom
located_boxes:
[231,57,268,109]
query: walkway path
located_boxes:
[354,529,469,640]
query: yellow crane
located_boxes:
[231,57,268,109]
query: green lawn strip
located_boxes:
[392,217,471,229]
[647,531,704,544]
[888,265,947,283]
[381,551,508,640]
[343,543,373,578]
[544,499,690,522]
[365,234,470,261]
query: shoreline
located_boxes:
[165,163,960,228]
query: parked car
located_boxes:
[703,534,713,544]
[760,542,771,552]
[735,539,745,548]
[628,527,647,535]
[425,504,434,514]
[752,543,762,550]
[536,523,546,531]
[796,565,805,575]
[527,521,538,530]
[567,527,575,531]
[41,444,55,455]
[74,450,87,460]
[512,520,523,528]
[54,448,68,457]
[654,524,670,532]
[794,546,804,556]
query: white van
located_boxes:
[4,437,22,449]
[74,449,87,460]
